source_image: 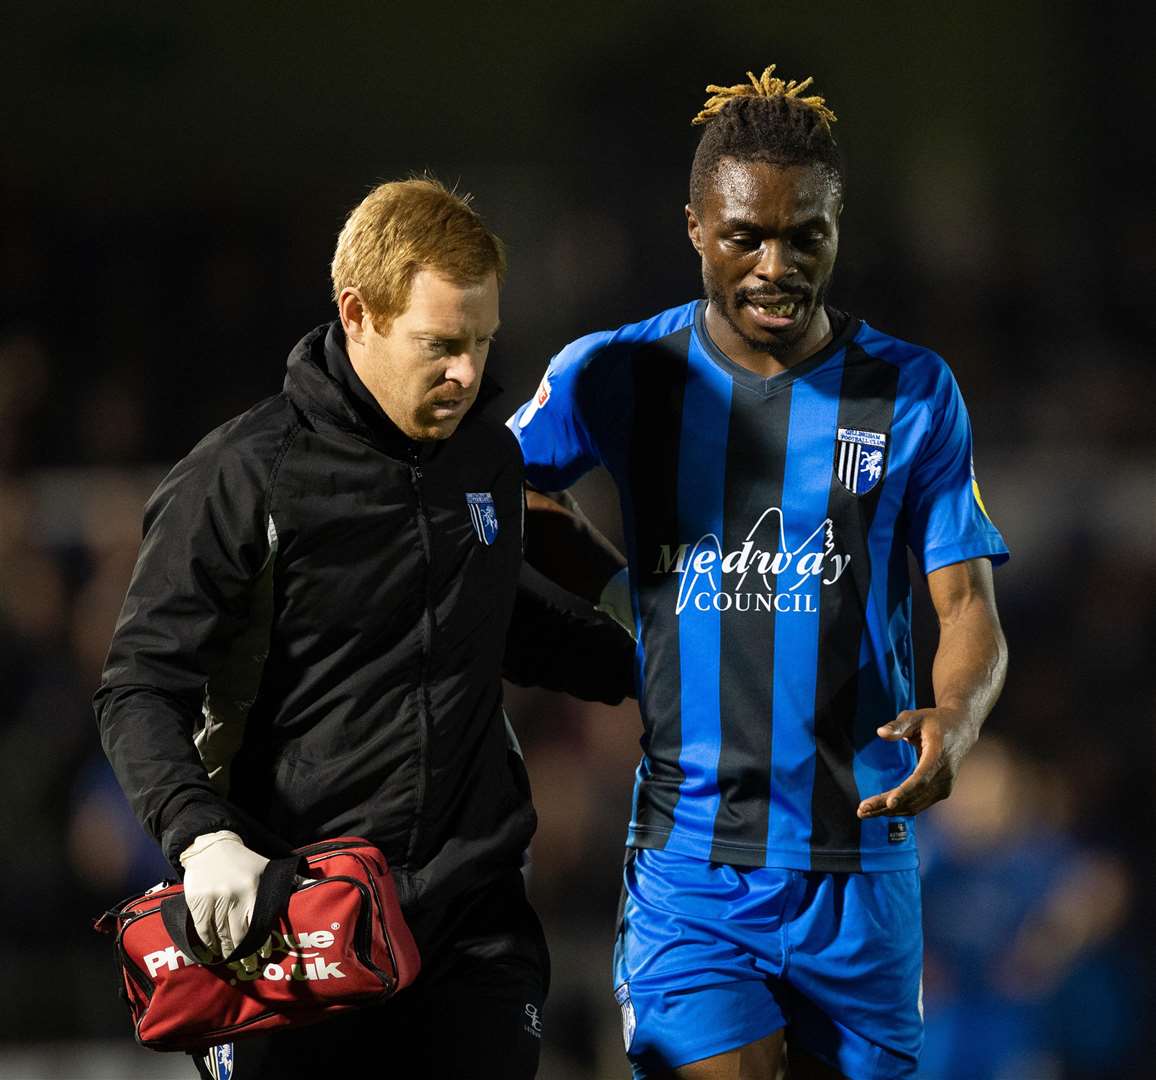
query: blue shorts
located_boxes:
[612,849,923,1079]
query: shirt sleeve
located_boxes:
[507,333,608,490]
[93,436,273,865]
[905,367,1009,575]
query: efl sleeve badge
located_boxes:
[515,372,552,430]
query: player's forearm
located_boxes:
[524,488,625,603]
[929,592,1007,733]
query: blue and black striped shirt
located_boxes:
[510,301,1008,872]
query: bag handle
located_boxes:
[160,855,303,967]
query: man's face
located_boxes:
[687,158,841,365]
[348,269,500,441]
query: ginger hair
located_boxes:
[331,176,506,328]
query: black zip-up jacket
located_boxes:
[95,322,634,915]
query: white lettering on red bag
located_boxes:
[144,929,346,983]
[143,945,196,977]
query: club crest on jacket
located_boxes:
[466,492,499,545]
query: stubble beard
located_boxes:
[704,273,828,357]
[412,397,474,441]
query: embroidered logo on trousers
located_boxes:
[202,1042,233,1079]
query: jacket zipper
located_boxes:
[406,449,434,863]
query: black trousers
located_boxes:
[193,868,550,1079]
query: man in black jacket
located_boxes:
[95,178,634,1079]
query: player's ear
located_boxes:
[339,288,370,343]
[686,204,703,255]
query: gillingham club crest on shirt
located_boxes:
[465,492,499,546]
[834,427,887,495]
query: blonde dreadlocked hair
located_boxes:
[692,64,837,129]
[688,63,844,211]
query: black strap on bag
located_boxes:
[161,855,303,966]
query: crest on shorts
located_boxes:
[614,983,637,1051]
[834,428,887,495]
[465,492,499,546]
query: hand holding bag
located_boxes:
[94,837,421,1053]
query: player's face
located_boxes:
[351,269,500,441]
[687,159,841,367]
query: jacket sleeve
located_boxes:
[93,434,273,865]
[502,569,636,704]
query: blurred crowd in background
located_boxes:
[2,3,1152,1077]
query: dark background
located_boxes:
[2,3,1152,1076]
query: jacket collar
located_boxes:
[281,322,409,461]
[284,321,505,461]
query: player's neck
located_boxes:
[704,303,833,379]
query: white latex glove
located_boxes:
[595,566,635,640]
[180,830,270,970]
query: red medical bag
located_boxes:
[94,837,421,1052]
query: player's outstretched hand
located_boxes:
[856,706,979,818]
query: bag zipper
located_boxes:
[302,875,396,991]
[298,850,401,980]
[115,905,165,999]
